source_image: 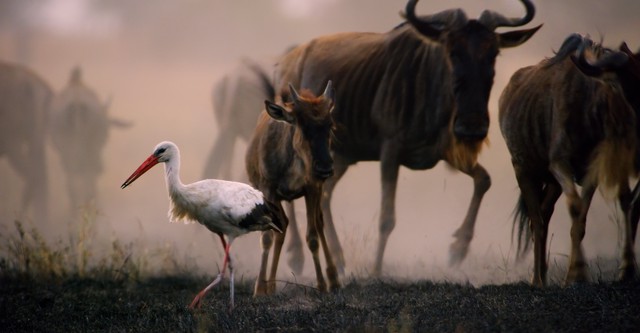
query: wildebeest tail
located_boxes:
[512,194,532,261]
[244,59,276,101]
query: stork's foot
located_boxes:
[188,293,205,309]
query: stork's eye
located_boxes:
[156,147,166,155]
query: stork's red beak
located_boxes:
[121,155,160,189]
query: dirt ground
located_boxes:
[2,274,639,332]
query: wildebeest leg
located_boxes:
[549,159,589,284]
[305,183,340,291]
[202,132,236,180]
[540,182,562,224]
[513,163,547,287]
[305,185,326,291]
[373,141,400,276]
[7,143,47,222]
[320,155,350,274]
[285,200,305,275]
[565,183,596,284]
[618,182,637,281]
[449,162,491,266]
[254,200,288,296]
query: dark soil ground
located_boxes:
[1,274,639,332]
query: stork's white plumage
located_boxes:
[121,141,283,309]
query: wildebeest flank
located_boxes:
[0,61,52,223]
[50,66,131,213]
[499,34,638,287]
[246,81,338,296]
[276,0,541,275]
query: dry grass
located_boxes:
[1,209,638,332]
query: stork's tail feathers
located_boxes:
[239,198,285,233]
[263,198,284,233]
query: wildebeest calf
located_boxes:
[246,81,338,295]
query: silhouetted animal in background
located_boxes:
[50,66,131,212]
[0,61,52,223]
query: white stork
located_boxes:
[121,141,283,309]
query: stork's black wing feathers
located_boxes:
[238,198,284,233]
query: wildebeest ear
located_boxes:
[264,100,295,124]
[498,24,542,48]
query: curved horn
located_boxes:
[619,42,640,79]
[322,80,334,101]
[546,33,584,67]
[571,40,629,78]
[288,82,300,103]
[404,0,443,39]
[478,0,535,31]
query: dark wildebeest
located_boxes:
[0,61,52,223]
[201,56,308,275]
[572,40,640,282]
[499,34,639,287]
[278,0,541,275]
[50,66,131,212]
[246,81,338,295]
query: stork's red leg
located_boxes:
[188,234,231,309]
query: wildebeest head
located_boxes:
[404,0,541,142]
[264,81,336,180]
[567,35,640,112]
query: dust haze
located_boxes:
[1,0,638,285]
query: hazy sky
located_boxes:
[1,0,638,285]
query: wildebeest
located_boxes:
[49,66,131,212]
[202,58,275,181]
[0,61,52,223]
[246,81,338,295]
[571,39,640,282]
[201,56,307,275]
[276,0,541,275]
[499,34,638,286]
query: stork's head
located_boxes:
[121,141,178,188]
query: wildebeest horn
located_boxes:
[322,80,334,100]
[288,82,300,103]
[404,0,445,39]
[478,0,535,31]
[619,42,640,79]
[568,37,629,77]
[546,33,585,67]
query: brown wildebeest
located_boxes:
[246,81,338,295]
[50,66,131,212]
[277,0,541,275]
[0,61,52,223]
[499,34,638,287]
[571,39,640,281]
